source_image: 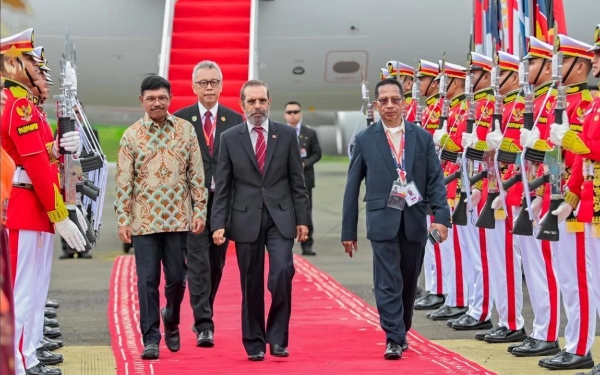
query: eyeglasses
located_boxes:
[376,97,403,105]
[245,98,269,106]
[194,79,221,88]
[143,96,170,103]
[285,110,300,115]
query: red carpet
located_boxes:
[109,247,496,375]
[168,0,251,112]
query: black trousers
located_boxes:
[235,207,295,355]
[370,217,425,345]
[301,188,314,251]
[132,231,187,346]
[186,192,228,333]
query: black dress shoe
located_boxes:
[40,338,60,352]
[446,314,467,327]
[44,317,59,328]
[574,363,600,375]
[141,343,159,360]
[26,363,62,375]
[77,251,93,259]
[44,308,57,319]
[248,351,265,361]
[484,327,527,343]
[475,326,498,341]
[414,293,445,310]
[161,308,180,352]
[196,329,214,347]
[270,344,289,357]
[384,341,402,360]
[45,299,59,309]
[36,348,63,365]
[427,305,468,321]
[59,253,74,259]
[451,314,493,331]
[301,248,316,256]
[44,326,62,339]
[511,337,560,357]
[44,337,63,348]
[539,350,594,370]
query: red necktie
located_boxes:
[253,126,266,174]
[204,112,214,154]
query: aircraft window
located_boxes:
[333,61,360,74]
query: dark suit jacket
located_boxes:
[211,120,311,243]
[297,125,321,189]
[341,120,450,243]
[173,103,244,190]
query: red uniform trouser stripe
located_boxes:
[541,240,559,342]
[505,209,517,330]
[575,231,591,355]
[453,225,465,307]
[434,242,443,295]
[479,227,491,320]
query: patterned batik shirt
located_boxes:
[114,113,207,235]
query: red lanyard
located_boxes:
[385,130,405,168]
[202,113,216,145]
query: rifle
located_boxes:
[536,34,565,242]
[412,61,423,126]
[476,48,504,229]
[513,59,540,236]
[54,30,106,252]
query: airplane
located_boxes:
[2,0,599,154]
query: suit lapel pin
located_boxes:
[272,135,277,138]
[221,116,226,122]
[192,115,198,122]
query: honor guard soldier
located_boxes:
[553,24,600,375]
[509,36,561,358]
[534,34,596,371]
[387,61,417,122]
[1,29,85,375]
[442,52,495,331]
[476,51,528,344]
[425,62,471,319]
[412,59,447,311]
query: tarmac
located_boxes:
[48,161,600,374]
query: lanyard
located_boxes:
[385,130,406,181]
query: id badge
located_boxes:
[387,180,407,210]
[404,181,423,207]
[300,148,308,158]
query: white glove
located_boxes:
[76,206,88,233]
[55,217,86,252]
[52,131,81,159]
[550,201,573,224]
[466,188,482,208]
[486,120,503,150]
[461,132,477,148]
[530,196,543,219]
[432,120,448,147]
[520,127,540,149]
[549,111,570,146]
[491,190,507,210]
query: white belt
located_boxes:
[12,167,33,185]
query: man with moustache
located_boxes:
[341,78,450,360]
[174,60,243,347]
[211,80,310,361]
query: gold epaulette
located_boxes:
[532,139,552,151]
[440,135,461,152]
[499,138,522,152]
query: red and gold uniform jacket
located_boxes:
[498,89,526,207]
[421,93,441,135]
[564,93,600,235]
[0,79,67,233]
[404,91,417,123]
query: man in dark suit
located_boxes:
[284,101,321,256]
[173,60,244,348]
[211,80,310,361]
[341,78,451,360]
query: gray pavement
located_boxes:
[49,161,599,350]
